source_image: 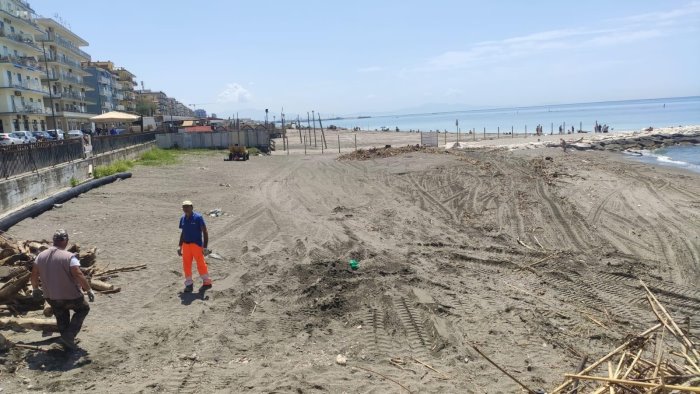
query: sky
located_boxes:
[29,0,700,119]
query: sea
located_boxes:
[329,96,700,172]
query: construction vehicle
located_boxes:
[224,144,249,161]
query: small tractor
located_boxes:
[225,144,249,161]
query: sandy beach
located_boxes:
[2,129,699,392]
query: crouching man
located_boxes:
[31,229,95,350]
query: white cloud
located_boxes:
[416,2,699,72]
[217,83,252,103]
[357,66,383,73]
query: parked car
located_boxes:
[46,129,65,140]
[12,131,37,143]
[32,131,55,141]
[66,130,84,139]
[0,133,24,145]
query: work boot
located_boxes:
[184,284,194,293]
[200,282,212,291]
[59,336,78,351]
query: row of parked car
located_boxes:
[0,129,85,145]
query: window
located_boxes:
[32,120,38,131]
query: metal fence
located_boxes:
[0,133,157,179]
[0,140,83,179]
[91,132,157,155]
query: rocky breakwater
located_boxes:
[555,132,700,153]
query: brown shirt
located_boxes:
[35,247,83,300]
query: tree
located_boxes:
[135,96,156,116]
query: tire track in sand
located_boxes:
[535,180,589,251]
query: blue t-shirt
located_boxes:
[179,212,206,246]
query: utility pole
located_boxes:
[41,41,58,131]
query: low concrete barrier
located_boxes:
[0,141,155,215]
[156,131,270,151]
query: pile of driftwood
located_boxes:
[339,145,426,161]
[551,280,700,393]
[0,231,145,334]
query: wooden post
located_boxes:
[303,135,306,155]
[337,134,340,153]
[444,130,447,145]
[551,122,553,134]
[473,128,475,141]
[354,134,357,151]
[564,121,566,134]
[311,110,317,146]
[497,126,500,138]
[579,121,582,132]
[304,113,309,144]
[286,137,289,155]
[525,125,527,137]
[483,127,485,139]
[317,113,328,149]
[511,126,514,138]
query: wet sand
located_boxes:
[2,129,699,392]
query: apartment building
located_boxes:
[35,17,93,131]
[0,0,48,132]
[115,67,136,112]
[82,60,118,114]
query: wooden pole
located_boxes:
[337,134,340,153]
[354,134,357,151]
[304,113,309,144]
[317,113,327,148]
[311,110,316,146]
[511,126,514,138]
[497,126,499,139]
[304,135,306,155]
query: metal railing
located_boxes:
[1,132,158,179]
[36,33,90,60]
[91,132,157,155]
[0,140,83,179]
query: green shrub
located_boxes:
[247,147,261,155]
[93,160,134,179]
[70,177,79,187]
[139,148,179,166]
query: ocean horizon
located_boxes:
[328,96,700,134]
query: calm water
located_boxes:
[329,96,700,134]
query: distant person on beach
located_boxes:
[178,200,212,293]
[31,229,95,350]
[560,138,567,152]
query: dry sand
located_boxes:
[1,129,699,393]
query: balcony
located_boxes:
[12,103,47,115]
[0,54,43,71]
[38,53,83,69]
[114,93,124,100]
[61,90,86,101]
[0,30,40,51]
[0,5,40,30]
[0,80,48,94]
[36,33,90,60]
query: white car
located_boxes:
[46,129,65,140]
[66,130,84,139]
[12,131,37,143]
[0,133,24,145]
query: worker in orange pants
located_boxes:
[178,200,212,293]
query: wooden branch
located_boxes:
[0,317,57,331]
[90,279,119,292]
[352,365,411,393]
[563,374,700,392]
[470,344,537,394]
[641,280,700,363]
[410,357,449,380]
[94,264,146,278]
[551,324,662,393]
[0,271,30,301]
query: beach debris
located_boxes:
[550,280,700,393]
[0,231,143,337]
[219,183,231,187]
[52,203,63,209]
[335,354,347,366]
[208,208,223,217]
[339,144,428,161]
[208,253,223,260]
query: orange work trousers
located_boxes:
[181,243,211,286]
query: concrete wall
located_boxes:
[0,141,155,215]
[156,131,270,150]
